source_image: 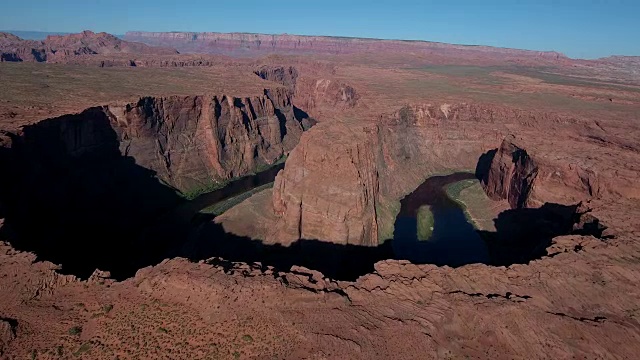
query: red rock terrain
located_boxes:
[0,30,177,62]
[1,30,640,359]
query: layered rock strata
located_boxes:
[0,30,177,62]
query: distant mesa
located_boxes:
[0,30,178,63]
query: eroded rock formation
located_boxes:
[479,135,605,209]
[0,30,178,63]
[254,66,298,90]
[253,65,359,114]
[109,90,302,192]
[270,123,380,246]
[265,104,503,246]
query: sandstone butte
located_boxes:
[1,30,640,359]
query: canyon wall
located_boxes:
[255,102,633,247]
[109,89,302,192]
[266,104,504,246]
[0,89,304,277]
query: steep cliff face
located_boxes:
[479,135,605,209]
[270,123,380,246]
[0,90,304,277]
[266,104,502,246]
[480,135,539,208]
[108,90,302,192]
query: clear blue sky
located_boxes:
[1,0,639,59]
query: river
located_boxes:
[392,172,489,266]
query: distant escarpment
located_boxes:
[0,30,178,63]
[124,31,568,65]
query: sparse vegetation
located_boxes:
[156,327,168,334]
[181,179,230,200]
[416,205,435,240]
[73,343,91,357]
[445,178,498,231]
[242,334,254,342]
[102,304,114,314]
[200,182,274,215]
[68,326,82,336]
[253,155,287,174]
[376,198,401,243]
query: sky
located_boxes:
[1,0,639,59]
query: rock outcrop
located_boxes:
[254,66,298,90]
[270,123,380,246]
[253,65,359,115]
[0,318,16,355]
[266,104,503,246]
[479,135,605,209]
[479,135,539,208]
[0,30,178,62]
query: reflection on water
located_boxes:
[392,172,489,266]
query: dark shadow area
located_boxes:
[479,203,578,265]
[0,109,183,279]
[273,108,288,138]
[475,148,497,184]
[178,218,393,281]
[293,105,317,130]
[0,53,23,62]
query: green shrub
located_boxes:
[68,326,82,336]
[241,334,253,342]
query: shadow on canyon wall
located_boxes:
[0,123,607,281]
[475,148,497,184]
[178,216,393,281]
[0,110,183,279]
